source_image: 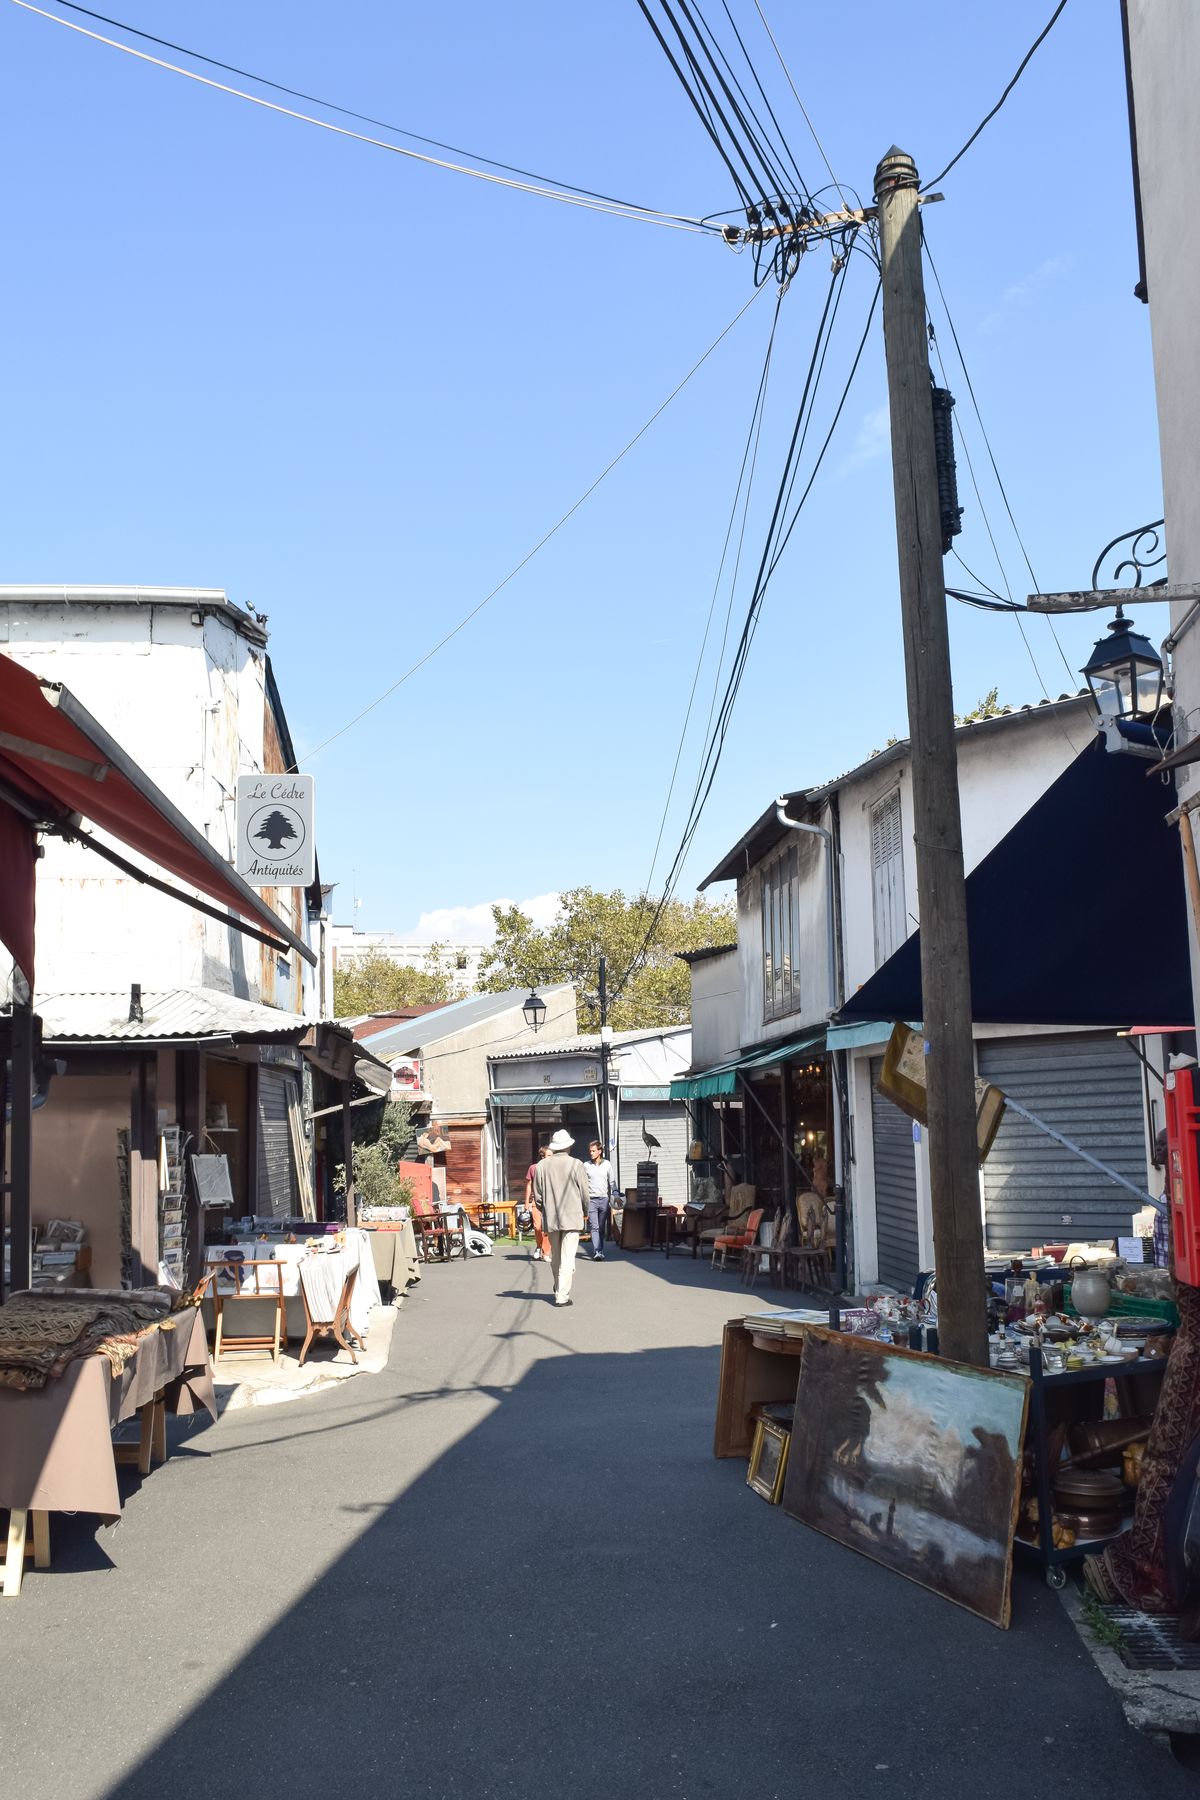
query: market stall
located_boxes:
[201,1227,383,1356]
[0,1290,214,1596]
[721,1253,1182,1628]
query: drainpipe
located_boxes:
[775,801,839,1011]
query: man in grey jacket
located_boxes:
[533,1128,590,1306]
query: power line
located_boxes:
[43,0,689,218]
[295,283,768,767]
[11,0,718,235]
[635,0,819,285]
[614,261,880,999]
[922,258,1082,752]
[922,234,1078,689]
[922,0,1071,191]
[748,0,849,212]
[645,288,784,893]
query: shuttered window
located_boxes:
[871,789,906,968]
[761,844,801,1022]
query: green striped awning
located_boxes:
[669,1028,827,1100]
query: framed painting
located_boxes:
[747,1417,791,1503]
[781,1328,1029,1628]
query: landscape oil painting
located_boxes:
[782,1329,1029,1628]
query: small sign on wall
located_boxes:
[236,774,315,886]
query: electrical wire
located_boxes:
[923,233,1078,690]
[922,0,1071,191]
[11,0,719,235]
[294,283,768,767]
[614,262,879,999]
[635,0,820,285]
[644,288,784,893]
[748,0,848,212]
[922,259,1083,752]
[42,0,692,218]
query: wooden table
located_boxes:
[0,1307,215,1596]
[713,1320,809,1458]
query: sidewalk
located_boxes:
[1,1246,1194,1799]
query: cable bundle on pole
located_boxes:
[635,0,818,284]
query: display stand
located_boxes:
[1017,1343,1166,1588]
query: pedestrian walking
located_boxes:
[524,1142,553,1262]
[532,1128,589,1306]
[585,1138,617,1261]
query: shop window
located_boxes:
[871,788,906,967]
[761,844,801,1022]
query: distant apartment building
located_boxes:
[330,924,487,993]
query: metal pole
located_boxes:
[342,1084,356,1226]
[8,998,34,1297]
[875,146,987,1367]
[598,954,611,1156]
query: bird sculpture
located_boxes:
[641,1119,661,1157]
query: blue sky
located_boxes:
[1,2,1166,936]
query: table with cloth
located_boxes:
[0,1301,214,1594]
[203,1231,382,1348]
[360,1221,420,1292]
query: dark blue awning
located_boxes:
[837,737,1190,1028]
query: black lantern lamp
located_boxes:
[521,989,547,1034]
[1081,608,1165,722]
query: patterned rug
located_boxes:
[1085,1274,1200,1612]
[0,1290,173,1391]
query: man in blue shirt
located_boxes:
[585,1139,617,1261]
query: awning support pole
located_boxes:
[7,997,34,1298]
[342,1084,356,1227]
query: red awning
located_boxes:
[0,653,314,983]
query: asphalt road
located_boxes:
[2,1246,1195,1798]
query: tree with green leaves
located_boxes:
[477,886,734,1030]
[334,949,458,1018]
[335,1100,415,1212]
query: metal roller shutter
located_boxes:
[978,1036,1147,1253]
[617,1103,689,1207]
[257,1067,298,1218]
[869,1056,920,1290]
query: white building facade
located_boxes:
[686,697,1162,1290]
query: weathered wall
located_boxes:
[1127,1,1200,1022]
[30,1072,129,1287]
[0,596,308,1008]
[686,954,739,1068]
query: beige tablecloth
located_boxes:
[0,1307,215,1518]
[363,1223,420,1289]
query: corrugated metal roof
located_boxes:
[37,987,314,1043]
[359,985,573,1056]
[490,1026,690,1062]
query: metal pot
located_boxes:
[1068,1259,1111,1318]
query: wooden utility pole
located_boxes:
[874,146,987,1368]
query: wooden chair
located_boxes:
[211,1258,286,1367]
[710,1208,764,1273]
[786,1196,836,1293]
[298,1263,362,1367]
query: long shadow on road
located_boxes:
[90,1328,1193,1800]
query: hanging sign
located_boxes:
[236,774,315,886]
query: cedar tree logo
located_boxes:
[246,802,307,862]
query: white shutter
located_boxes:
[871,791,905,967]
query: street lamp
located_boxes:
[522,989,547,1034]
[1081,609,1165,722]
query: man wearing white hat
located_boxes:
[532,1128,590,1306]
